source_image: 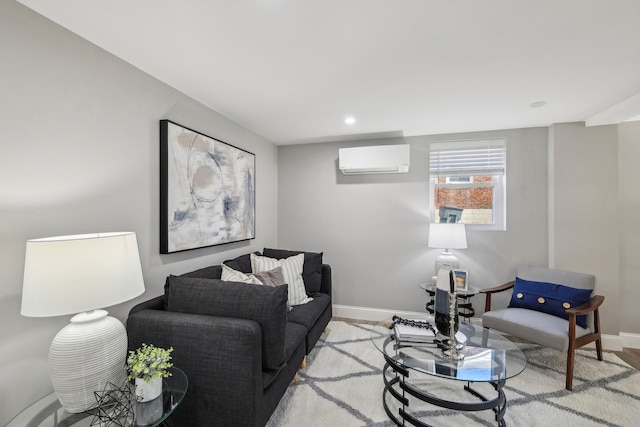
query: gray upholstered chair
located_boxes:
[481,266,604,390]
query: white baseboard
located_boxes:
[332,304,424,322]
[621,332,640,349]
[332,304,640,351]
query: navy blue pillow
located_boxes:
[508,277,592,328]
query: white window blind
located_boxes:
[430,139,506,177]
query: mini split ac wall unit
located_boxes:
[339,144,410,175]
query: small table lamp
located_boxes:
[21,232,145,413]
[428,223,467,274]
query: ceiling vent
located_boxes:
[339,144,410,175]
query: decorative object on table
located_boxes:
[391,315,436,345]
[428,222,467,274]
[442,269,465,360]
[160,119,256,254]
[89,381,136,427]
[126,343,174,402]
[452,268,469,291]
[433,265,458,337]
[21,232,145,413]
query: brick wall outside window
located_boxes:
[434,176,493,210]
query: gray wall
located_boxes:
[618,121,640,333]
[549,123,620,335]
[550,121,640,336]
[278,127,549,313]
[0,1,278,424]
[279,121,640,339]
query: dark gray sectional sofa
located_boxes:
[126,249,332,427]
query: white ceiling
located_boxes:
[18,0,640,145]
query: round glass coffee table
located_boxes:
[7,366,188,427]
[371,318,526,426]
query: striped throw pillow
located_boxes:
[251,253,313,306]
[221,263,263,285]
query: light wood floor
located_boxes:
[613,348,640,370]
[332,317,640,370]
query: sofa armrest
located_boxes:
[480,280,515,313]
[129,295,164,315]
[320,264,332,296]
[126,309,263,427]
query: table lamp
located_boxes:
[21,232,145,413]
[428,222,467,275]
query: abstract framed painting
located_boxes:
[160,120,255,253]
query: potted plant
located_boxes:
[126,343,174,402]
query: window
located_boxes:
[429,139,506,230]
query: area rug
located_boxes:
[266,320,640,427]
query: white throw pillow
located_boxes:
[221,263,262,285]
[251,253,313,306]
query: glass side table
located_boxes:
[7,367,188,427]
[419,282,478,320]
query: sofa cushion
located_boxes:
[286,293,331,331]
[180,265,223,279]
[508,277,592,328]
[221,263,263,285]
[251,253,312,306]
[483,307,591,352]
[222,264,292,311]
[162,265,224,309]
[165,275,288,370]
[261,321,307,390]
[263,248,324,294]
[223,252,256,274]
[252,267,287,288]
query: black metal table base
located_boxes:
[382,360,507,427]
[424,290,475,320]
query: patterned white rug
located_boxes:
[267,320,640,427]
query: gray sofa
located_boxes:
[126,249,332,427]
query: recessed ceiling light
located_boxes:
[530,101,547,108]
[345,117,356,125]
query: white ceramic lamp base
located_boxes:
[49,310,127,413]
[434,251,459,276]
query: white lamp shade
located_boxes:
[21,232,145,317]
[428,223,467,249]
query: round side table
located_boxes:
[418,282,478,321]
[7,367,188,427]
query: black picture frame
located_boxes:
[160,120,255,254]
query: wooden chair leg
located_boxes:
[566,314,578,391]
[300,356,307,369]
[594,309,603,361]
[596,338,603,361]
[566,347,575,390]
